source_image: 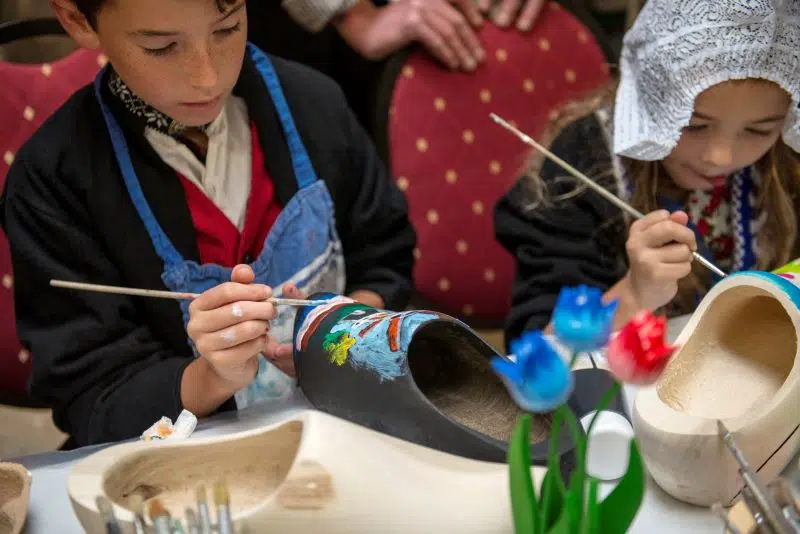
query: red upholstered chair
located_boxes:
[0,19,106,406]
[373,2,613,336]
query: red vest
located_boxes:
[177,123,282,266]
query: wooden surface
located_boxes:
[68,410,547,533]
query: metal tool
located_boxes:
[717,420,797,534]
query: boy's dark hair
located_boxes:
[75,0,239,27]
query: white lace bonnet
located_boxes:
[613,0,800,160]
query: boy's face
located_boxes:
[662,79,790,191]
[55,0,247,127]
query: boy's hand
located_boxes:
[625,210,697,311]
[186,265,276,392]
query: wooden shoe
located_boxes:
[633,269,800,506]
[67,409,548,533]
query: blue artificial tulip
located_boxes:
[492,330,573,413]
[552,285,619,352]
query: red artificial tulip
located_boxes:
[606,311,677,385]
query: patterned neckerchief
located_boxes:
[106,69,211,137]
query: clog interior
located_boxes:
[658,286,795,419]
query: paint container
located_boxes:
[579,410,635,481]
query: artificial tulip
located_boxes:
[606,311,676,385]
[552,285,619,352]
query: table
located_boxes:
[11,315,796,533]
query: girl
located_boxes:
[494,0,800,345]
[0,0,415,446]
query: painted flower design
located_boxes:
[492,330,573,413]
[552,285,618,352]
[606,311,676,385]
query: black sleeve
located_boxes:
[2,157,227,446]
[493,117,628,345]
[336,101,416,311]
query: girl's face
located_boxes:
[54,0,247,127]
[662,79,791,191]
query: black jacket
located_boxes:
[494,113,628,346]
[0,53,416,446]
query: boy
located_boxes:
[0,0,416,447]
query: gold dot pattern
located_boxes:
[97,54,108,67]
[41,64,53,77]
[2,274,12,289]
[3,151,14,166]
[18,349,29,364]
[23,106,35,121]
[384,11,610,315]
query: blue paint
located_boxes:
[727,270,800,308]
[329,311,441,381]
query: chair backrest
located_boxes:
[0,19,105,405]
[374,2,613,326]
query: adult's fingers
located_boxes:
[493,0,522,27]
[231,264,255,284]
[516,0,545,31]
[426,3,479,70]
[204,335,266,374]
[414,16,459,69]
[452,0,484,26]
[282,283,307,300]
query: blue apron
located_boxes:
[93,43,346,409]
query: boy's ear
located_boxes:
[50,0,101,50]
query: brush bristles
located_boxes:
[214,481,230,507]
[148,498,170,519]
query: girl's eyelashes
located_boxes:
[745,128,773,137]
[141,22,241,57]
[143,43,176,57]
[683,124,707,132]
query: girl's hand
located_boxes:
[625,210,697,311]
[186,265,277,392]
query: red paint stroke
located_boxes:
[358,317,383,338]
[387,316,402,352]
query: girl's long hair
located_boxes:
[520,81,800,315]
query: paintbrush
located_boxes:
[128,495,147,534]
[214,481,234,534]
[718,420,795,534]
[50,280,331,307]
[196,485,213,534]
[95,496,123,534]
[185,507,201,534]
[489,112,728,279]
[710,502,743,534]
[147,499,172,534]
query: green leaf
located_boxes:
[547,491,580,534]
[508,415,540,534]
[540,411,567,531]
[561,408,587,521]
[597,440,646,534]
[582,479,600,534]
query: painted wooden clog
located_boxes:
[0,462,32,534]
[292,293,628,475]
[634,268,800,506]
[68,409,547,533]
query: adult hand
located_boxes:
[475,0,547,31]
[625,210,697,311]
[186,265,278,392]
[260,283,306,377]
[335,0,485,71]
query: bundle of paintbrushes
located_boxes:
[95,481,235,534]
[712,422,800,534]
